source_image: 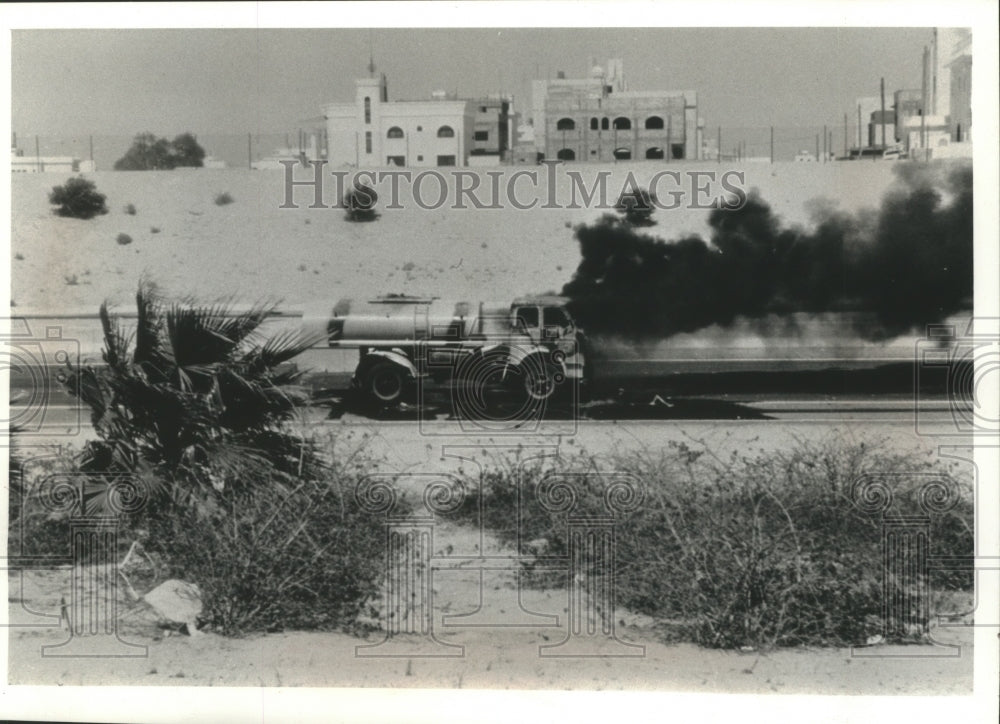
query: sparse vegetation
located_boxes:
[50,281,394,635]
[614,186,658,227]
[64,274,79,286]
[114,132,206,170]
[343,185,379,222]
[124,203,137,215]
[150,226,161,234]
[116,233,133,246]
[14,253,24,261]
[48,176,108,219]
[456,437,973,650]
[214,191,234,206]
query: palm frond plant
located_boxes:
[67,281,324,518]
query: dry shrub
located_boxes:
[48,176,108,219]
[146,464,390,635]
[462,437,973,649]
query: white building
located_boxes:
[10,149,80,173]
[323,74,475,167]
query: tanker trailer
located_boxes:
[299,294,584,408]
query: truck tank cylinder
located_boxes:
[303,298,479,343]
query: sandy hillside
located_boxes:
[11,162,901,313]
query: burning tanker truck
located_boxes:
[300,294,585,409]
[296,294,963,413]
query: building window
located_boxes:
[613,147,631,160]
[671,143,685,160]
[474,130,489,142]
[364,97,371,124]
[365,131,372,154]
[387,126,404,139]
[590,117,599,131]
[556,148,576,161]
[417,126,423,132]
[556,118,575,131]
[437,125,455,138]
[645,147,665,159]
[590,149,597,155]
[613,117,631,130]
[479,105,487,113]
[387,155,405,166]
[437,154,456,166]
[417,155,423,162]
[601,117,609,131]
[645,116,664,130]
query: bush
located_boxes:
[143,453,391,635]
[57,283,401,634]
[343,185,379,222]
[214,192,234,206]
[114,132,206,170]
[116,233,133,245]
[49,176,108,219]
[124,203,137,215]
[459,437,973,650]
[614,186,657,226]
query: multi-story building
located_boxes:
[323,74,475,167]
[470,94,513,164]
[532,60,701,162]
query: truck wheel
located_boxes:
[518,357,560,401]
[363,361,409,405]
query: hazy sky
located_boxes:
[12,27,939,136]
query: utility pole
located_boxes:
[666,114,671,162]
[857,104,862,149]
[815,133,819,162]
[247,133,252,169]
[770,126,774,163]
[880,77,886,149]
[717,126,721,163]
[89,135,94,162]
[921,45,929,160]
[822,124,827,162]
[843,114,848,158]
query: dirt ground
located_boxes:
[10,163,901,313]
[6,519,974,693]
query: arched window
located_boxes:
[613,117,631,130]
[437,125,455,138]
[601,117,610,131]
[613,147,631,160]
[556,148,576,161]
[645,147,665,159]
[590,117,599,130]
[364,97,371,124]
[387,127,404,139]
[645,116,664,130]
[556,118,575,131]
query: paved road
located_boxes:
[7,396,973,475]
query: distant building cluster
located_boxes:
[318,58,702,168]
[528,60,702,164]
[9,31,974,173]
[853,28,972,160]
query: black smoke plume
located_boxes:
[561,163,972,341]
